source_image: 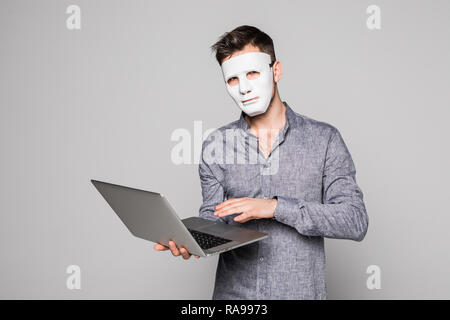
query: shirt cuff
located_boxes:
[273,195,302,226]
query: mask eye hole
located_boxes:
[246,71,260,80]
[227,77,239,86]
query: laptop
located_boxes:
[91,179,268,257]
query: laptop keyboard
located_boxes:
[188,229,232,250]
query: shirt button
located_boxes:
[260,257,264,262]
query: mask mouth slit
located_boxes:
[242,96,259,104]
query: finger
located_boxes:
[180,248,191,260]
[215,199,249,216]
[215,204,248,217]
[154,243,169,251]
[215,199,234,210]
[195,255,200,259]
[234,213,252,223]
[168,241,181,256]
[215,197,246,209]
[215,197,246,210]
[216,201,250,216]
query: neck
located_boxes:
[244,87,286,132]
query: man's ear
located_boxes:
[272,61,282,83]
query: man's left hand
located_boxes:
[213,197,278,223]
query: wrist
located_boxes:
[270,197,278,218]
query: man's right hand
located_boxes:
[154,240,200,260]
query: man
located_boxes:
[154,25,369,299]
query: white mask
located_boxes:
[221,52,274,117]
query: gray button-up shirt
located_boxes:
[198,101,368,299]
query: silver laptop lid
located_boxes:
[91,179,205,256]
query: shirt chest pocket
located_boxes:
[223,164,261,198]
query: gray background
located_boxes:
[1,0,449,299]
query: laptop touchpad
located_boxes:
[202,223,235,236]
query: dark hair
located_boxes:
[210,25,276,65]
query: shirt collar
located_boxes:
[237,101,293,141]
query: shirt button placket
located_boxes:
[259,156,271,299]
[261,159,270,197]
